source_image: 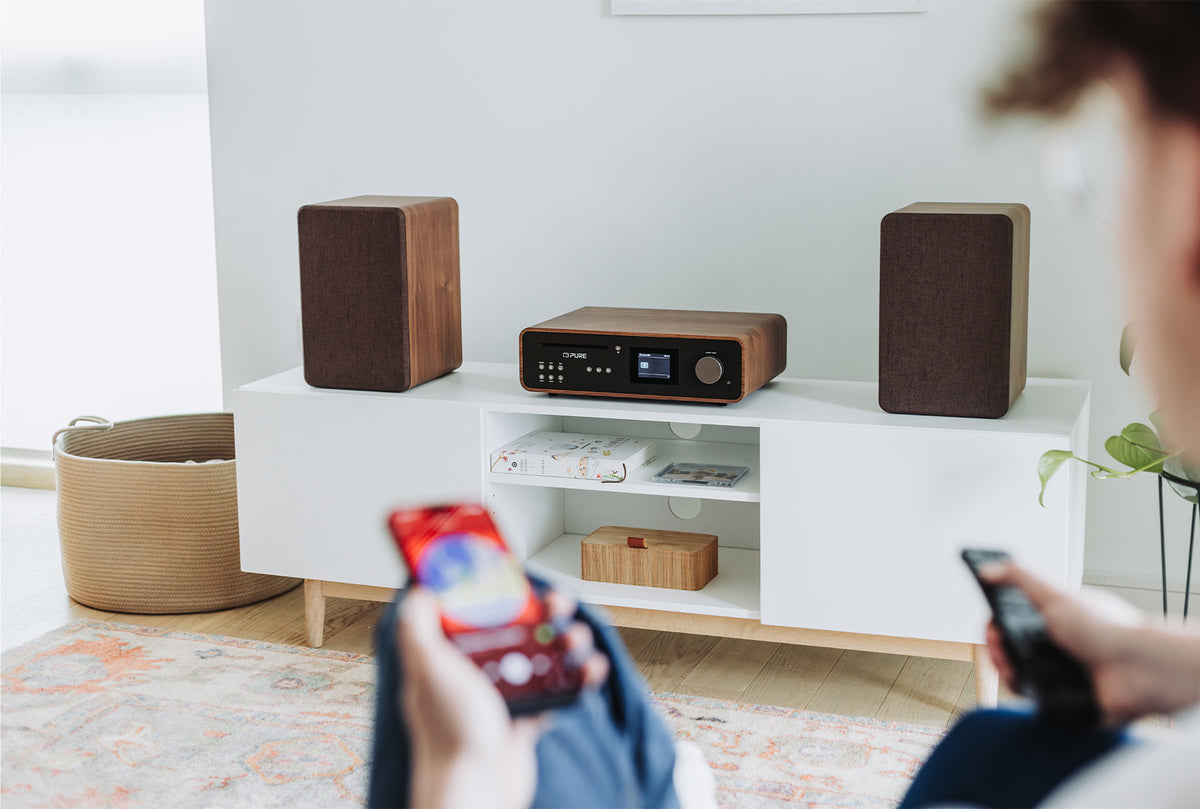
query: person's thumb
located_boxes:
[398,587,448,657]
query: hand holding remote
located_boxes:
[979,560,1200,726]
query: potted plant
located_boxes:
[1038,326,1199,618]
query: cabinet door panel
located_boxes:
[760,422,1075,643]
[235,392,482,588]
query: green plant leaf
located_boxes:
[1105,434,1168,474]
[1119,322,1136,376]
[1120,422,1164,452]
[1038,450,1075,507]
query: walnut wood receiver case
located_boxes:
[519,307,786,404]
[298,195,462,393]
[879,202,1030,419]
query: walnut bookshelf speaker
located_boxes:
[879,202,1030,419]
[298,195,462,393]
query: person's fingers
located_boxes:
[978,562,1060,611]
[558,619,610,687]
[579,651,610,688]
[543,588,578,621]
[985,621,1018,691]
[399,587,443,642]
[563,621,597,664]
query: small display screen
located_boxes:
[630,348,678,385]
[637,353,672,379]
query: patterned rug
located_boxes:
[656,694,943,808]
[1,621,944,808]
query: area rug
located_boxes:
[2,621,943,808]
[654,694,944,808]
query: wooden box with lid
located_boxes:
[581,526,718,591]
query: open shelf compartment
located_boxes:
[526,534,761,620]
[484,412,760,503]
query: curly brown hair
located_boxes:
[985,0,1200,124]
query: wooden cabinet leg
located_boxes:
[305,579,326,647]
[972,643,999,708]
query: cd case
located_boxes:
[652,462,750,488]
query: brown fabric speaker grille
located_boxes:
[879,203,1029,418]
[298,206,411,392]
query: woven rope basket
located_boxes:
[53,414,300,614]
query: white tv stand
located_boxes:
[233,362,1089,705]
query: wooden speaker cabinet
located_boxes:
[879,202,1030,418]
[298,195,462,393]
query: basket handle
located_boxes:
[52,416,114,451]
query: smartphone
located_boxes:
[388,503,582,715]
[961,548,1101,724]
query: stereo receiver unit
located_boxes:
[519,307,787,404]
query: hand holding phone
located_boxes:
[389,503,583,716]
[961,548,1101,724]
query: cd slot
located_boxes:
[541,342,609,351]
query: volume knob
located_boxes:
[695,356,724,385]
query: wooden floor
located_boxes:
[2,485,984,728]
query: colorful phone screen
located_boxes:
[413,529,540,633]
[388,503,582,714]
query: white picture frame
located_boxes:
[612,0,926,15]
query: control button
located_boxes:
[538,362,545,370]
[557,363,564,371]
[586,367,592,373]
[499,652,533,686]
[531,654,552,676]
[539,374,545,381]
[606,367,612,373]
[695,356,724,385]
[557,374,564,382]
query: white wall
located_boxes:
[1,1,221,451]
[204,0,1197,599]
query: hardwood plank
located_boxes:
[876,656,972,725]
[632,630,718,693]
[322,602,387,656]
[98,586,306,640]
[318,599,387,655]
[948,670,978,727]
[2,559,71,610]
[806,650,907,717]
[676,637,778,701]
[615,626,656,659]
[740,643,843,709]
[0,456,56,490]
[1,588,113,651]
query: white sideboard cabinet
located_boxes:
[233,362,1089,703]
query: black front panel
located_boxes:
[520,332,742,401]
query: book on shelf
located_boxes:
[490,431,658,483]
